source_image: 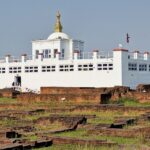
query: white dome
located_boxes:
[47,32,70,40]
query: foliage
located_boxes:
[111,97,150,107]
[0,97,17,104]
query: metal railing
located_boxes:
[9,56,22,63]
[97,51,113,59]
[77,51,113,60]
[0,58,6,63]
[128,52,146,60]
[0,51,114,64]
[78,52,93,59]
[26,55,34,61]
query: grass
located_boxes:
[111,97,150,107]
[0,119,18,127]
[0,97,150,149]
[22,134,38,141]
[34,145,119,150]
[53,129,87,138]
[52,129,146,145]
[23,112,51,121]
[63,109,144,125]
[0,97,17,106]
[88,117,113,124]
[35,121,66,131]
[34,144,150,150]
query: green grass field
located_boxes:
[0,97,149,150]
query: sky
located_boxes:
[0,0,150,56]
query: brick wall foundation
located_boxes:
[17,93,100,103]
[0,88,19,98]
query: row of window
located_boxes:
[128,63,137,71]
[3,63,150,73]
[60,65,74,72]
[9,67,21,73]
[25,66,38,73]
[97,64,113,70]
[0,63,114,74]
[78,64,93,71]
[128,63,150,71]
[78,64,113,71]
[42,66,56,72]
[35,49,65,59]
[36,49,52,59]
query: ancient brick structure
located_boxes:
[40,87,106,95]
[0,88,20,98]
[16,85,150,104]
[17,93,100,103]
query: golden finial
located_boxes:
[54,11,63,32]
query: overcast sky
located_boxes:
[0,0,150,56]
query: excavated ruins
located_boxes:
[0,85,149,149]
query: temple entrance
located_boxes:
[13,75,21,87]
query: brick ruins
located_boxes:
[16,84,150,104]
[0,85,150,149]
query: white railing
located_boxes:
[59,56,72,60]
[97,51,113,59]
[0,51,114,64]
[77,51,113,60]
[26,55,33,61]
[139,53,145,60]
[78,52,93,59]
[9,56,22,63]
[1,50,150,64]
[128,52,146,60]
[128,53,134,59]
[0,58,6,63]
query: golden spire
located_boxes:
[54,11,63,32]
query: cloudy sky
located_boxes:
[0,0,150,56]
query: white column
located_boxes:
[113,48,129,86]
[38,53,43,61]
[56,52,61,60]
[133,51,139,59]
[21,54,27,62]
[74,50,79,60]
[73,50,79,72]
[93,50,98,60]
[5,55,11,63]
[144,52,149,60]
[92,50,98,72]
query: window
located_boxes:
[9,67,21,73]
[49,49,51,58]
[108,64,113,70]
[149,65,150,71]
[128,63,137,71]
[35,50,39,59]
[25,66,38,73]
[59,65,74,72]
[97,63,113,71]
[54,49,58,58]
[139,64,147,71]
[128,55,130,59]
[43,49,51,58]
[42,65,56,72]
[61,49,65,58]
[103,64,107,70]
[97,64,102,70]
[0,67,5,74]
[45,49,49,58]
[78,64,93,71]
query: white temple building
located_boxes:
[0,12,150,92]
